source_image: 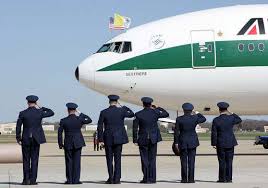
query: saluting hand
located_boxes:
[117,101,123,107]
[227,110,233,115]
[76,110,81,116]
[35,104,41,109]
[151,105,157,109]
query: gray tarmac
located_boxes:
[0,140,268,188]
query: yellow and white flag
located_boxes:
[109,13,131,30]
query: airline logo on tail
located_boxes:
[237,18,266,35]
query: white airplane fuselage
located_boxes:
[76,5,268,115]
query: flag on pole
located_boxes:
[109,13,131,30]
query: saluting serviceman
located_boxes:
[174,103,206,183]
[97,95,134,184]
[133,97,169,184]
[58,103,92,184]
[16,95,54,185]
[93,131,100,151]
[211,102,242,183]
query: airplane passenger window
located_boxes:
[97,43,112,53]
[248,43,255,52]
[258,43,265,51]
[238,43,244,52]
[122,42,132,53]
[113,42,123,53]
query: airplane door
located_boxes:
[191,30,216,68]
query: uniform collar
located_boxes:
[68,114,76,117]
[28,106,36,109]
[144,107,152,110]
[220,111,230,115]
[183,112,192,116]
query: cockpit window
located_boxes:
[97,43,112,53]
[96,41,132,54]
[122,42,132,53]
[112,42,123,53]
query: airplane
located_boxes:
[75,5,268,115]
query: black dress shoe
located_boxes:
[64,181,71,184]
[113,181,121,184]
[181,180,188,183]
[226,180,233,183]
[105,179,113,184]
[140,179,147,183]
[30,181,38,185]
[73,181,83,184]
[188,180,195,183]
[21,180,30,185]
[217,180,226,183]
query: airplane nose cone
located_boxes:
[77,58,95,89]
[75,67,79,81]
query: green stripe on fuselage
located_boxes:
[98,40,268,71]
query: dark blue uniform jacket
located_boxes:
[58,113,92,150]
[133,107,169,146]
[16,107,54,145]
[174,113,206,149]
[97,106,134,146]
[211,113,242,148]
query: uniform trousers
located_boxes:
[216,147,234,182]
[179,148,196,182]
[22,138,40,183]
[139,141,157,183]
[105,144,123,182]
[64,147,82,184]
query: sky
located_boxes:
[1,0,268,123]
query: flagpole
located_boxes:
[109,16,113,39]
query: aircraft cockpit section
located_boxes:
[96,41,132,54]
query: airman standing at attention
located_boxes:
[174,103,206,183]
[97,95,134,184]
[211,102,242,183]
[16,95,54,185]
[93,131,99,151]
[133,97,169,184]
[58,103,92,184]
